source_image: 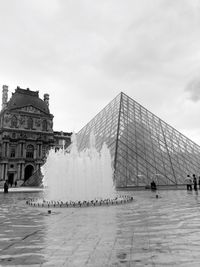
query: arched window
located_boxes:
[27,117,33,129]
[42,120,47,131]
[11,115,17,128]
[26,144,34,158]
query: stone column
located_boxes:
[2,164,5,180]
[2,142,6,157]
[22,143,26,158]
[4,163,8,181]
[17,163,21,180]
[4,142,9,158]
[2,85,8,110]
[0,163,4,180]
[36,143,42,159]
[16,143,20,158]
[21,164,25,181]
[40,144,42,158]
[34,147,37,159]
[22,143,24,157]
[36,144,39,158]
[18,143,21,158]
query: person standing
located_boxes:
[193,174,197,191]
[186,175,192,190]
[4,181,8,193]
[150,180,157,191]
[198,176,200,190]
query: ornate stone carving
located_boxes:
[11,115,18,128]
[35,119,41,127]
[19,115,25,126]
[20,106,41,114]
[4,113,11,124]
[47,119,53,129]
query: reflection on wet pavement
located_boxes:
[0,192,45,266]
[1,190,200,266]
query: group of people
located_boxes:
[150,174,200,192]
[186,174,200,191]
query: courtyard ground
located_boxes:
[0,189,200,266]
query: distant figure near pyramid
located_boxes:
[77,92,200,188]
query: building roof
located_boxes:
[6,87,50,114]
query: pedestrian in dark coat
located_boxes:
[150,180,157,191]
[193,174,197,191]
[4,181,8,193]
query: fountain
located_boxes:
[27,133,133,208]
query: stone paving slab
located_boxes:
[1,190,200,266]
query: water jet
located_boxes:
[28,133,133,207]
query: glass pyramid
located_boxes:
[77,92,200,187]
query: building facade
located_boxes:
[0,85,71,186]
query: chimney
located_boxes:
[2,85,8,110]
[44,93,49,106]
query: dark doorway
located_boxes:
[24,165,34,181]
[8,173,14,187]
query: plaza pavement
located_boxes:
[0,189,200,266]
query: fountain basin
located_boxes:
[26,195,134,208]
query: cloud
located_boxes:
[1,0,200,144]
[185,77,200,102]
[100,0,200,81]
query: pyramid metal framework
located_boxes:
[77,92,200,187]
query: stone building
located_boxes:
[0,85,71,186]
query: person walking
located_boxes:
[193,174,197,191]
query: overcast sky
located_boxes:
[1,0,200,144]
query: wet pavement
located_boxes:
[0,189,200,266]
